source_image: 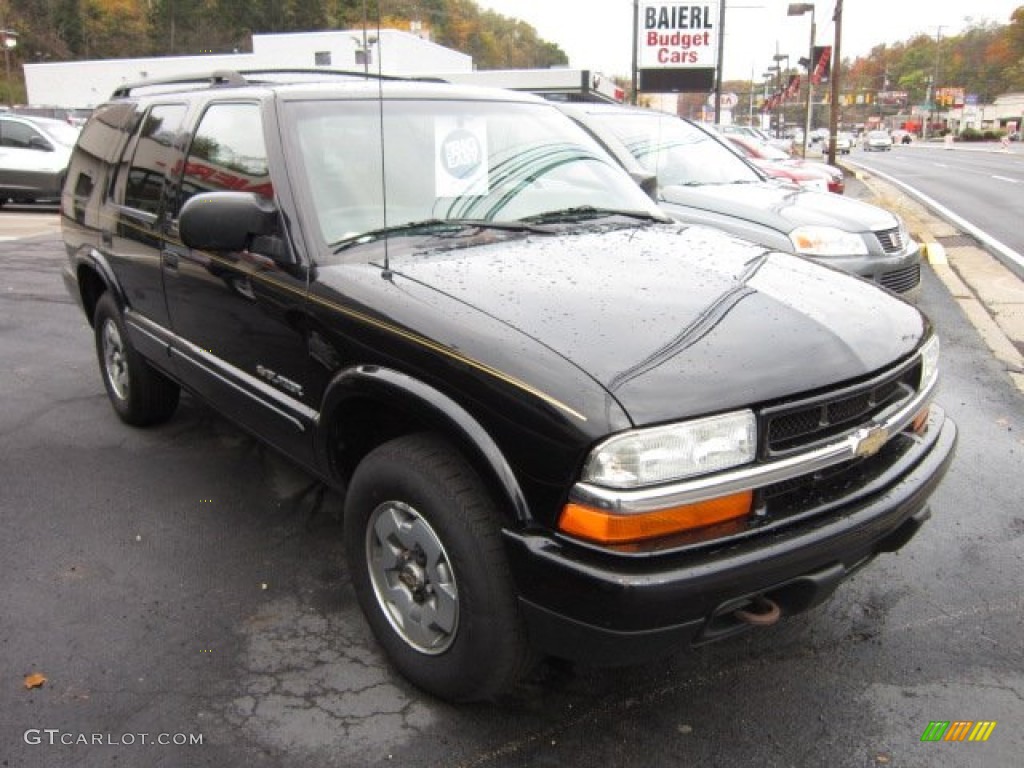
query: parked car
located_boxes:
[890,129,914,145]
[0,114,79,205]
[715,122,793,154]
[62,72,955,702]
[720,132,845,194]
[864,130,894,151]
[558,103,922,295]
[824,131,854,154]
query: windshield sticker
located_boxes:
[435,117,489,197]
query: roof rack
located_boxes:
[110,67,441,99]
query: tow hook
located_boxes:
[734,596,782,627]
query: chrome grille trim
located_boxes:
[875,227,906,254]
[570,358,937,515]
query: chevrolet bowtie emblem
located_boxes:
[852,425,889,458]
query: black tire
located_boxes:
[344,433,533,702]
[93,292,180,426]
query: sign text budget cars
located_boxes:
[638,2,719,68]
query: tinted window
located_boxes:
[122,104,187,214]
[176,103,271,216]
[1,120,47,149]
[61,103,138,224]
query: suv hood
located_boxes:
[377,223,925,426]
[660,182,897,234]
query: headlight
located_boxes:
[582,410,756,489]
[789,225,869,257]
[920,335,940,389]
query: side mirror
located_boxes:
[180,191,283,255]
[630,170,659,201]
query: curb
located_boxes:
[853,167,1024,395]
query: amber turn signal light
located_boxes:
[559,491,753,545]
[910,405,931,435]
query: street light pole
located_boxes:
[773,53,789,138]
[788,3,816,158]
[1,28,17,107]
[827,0,842,166]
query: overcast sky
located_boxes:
[473,0,1023,82]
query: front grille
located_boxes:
[762,360,921,456]
[880,263,921,293]
[874,227,906,254]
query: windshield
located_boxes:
[285,99,662,246]
[590,111,762,188]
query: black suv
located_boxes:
[61,71,956,702]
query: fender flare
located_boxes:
[72,247,128,318]
[315,365,533,525]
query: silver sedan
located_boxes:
[0,114,78,205]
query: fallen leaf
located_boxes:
[24,673,47,689]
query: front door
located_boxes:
[162,101,316,463]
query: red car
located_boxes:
[723,134,845,195]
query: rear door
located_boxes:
[106,103,189,332]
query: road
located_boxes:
[1,208,1021,768]
[850,143,1024,276]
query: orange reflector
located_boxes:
[910,405,931,435]
[559,491,754,545]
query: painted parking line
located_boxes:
[0,211,61,240]
[992,175,1019,183]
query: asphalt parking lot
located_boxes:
[1,205,1021,768]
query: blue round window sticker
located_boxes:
[440,129,482,180]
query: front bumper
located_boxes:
[503,409,956,666]
[817,237,922,296]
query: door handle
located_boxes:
[162,251,179,272]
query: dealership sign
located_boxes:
[636,2,719,92]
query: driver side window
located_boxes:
[175,102,272,217]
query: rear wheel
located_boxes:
[344,433,533,702]
[93,292,180,426]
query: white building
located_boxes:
[24,29,473,108]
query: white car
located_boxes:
[864,130,894,152]
[824,132,853,155]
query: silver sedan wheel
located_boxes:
[365,500,459,655]
[101,318,129,401]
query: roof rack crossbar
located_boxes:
[111,70,248,99]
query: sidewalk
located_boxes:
[849,168,1024,394]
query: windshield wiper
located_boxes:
[521,206,666,225]
[331,218,550,253]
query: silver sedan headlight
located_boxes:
[789,225,869,257]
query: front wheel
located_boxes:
[343,433,533,702]
[93,293,180,426]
